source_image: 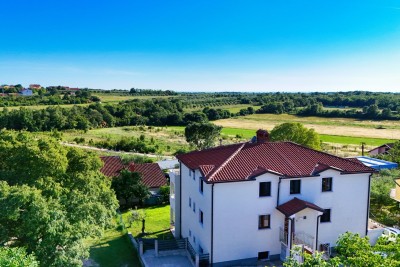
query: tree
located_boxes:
[185,122,222,150]
[159,185,170,203]
[111,170,150,207]
[0,247,39,267]
[0,130,118,267]
[270,122,321,150]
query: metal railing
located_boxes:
[187,240,196,262]
[158,238,186,251]
[293,231,314,250]
[279,227,289,245]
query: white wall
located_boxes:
[213,173,282,263]
[279,169,370,247]
[180,164,212,254]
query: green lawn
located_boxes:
[87,216,141,267]
[123,204,174,240]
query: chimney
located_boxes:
[256,129,269,143]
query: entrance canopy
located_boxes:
[277,197,324,217]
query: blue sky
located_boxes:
[1,0,400,91]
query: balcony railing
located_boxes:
[293,231,314,251]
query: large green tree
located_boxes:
[111,170,150,207]
[0,130,118,267]
[0,247,39,267]
[184,122,222,150]
[270,122,321,150]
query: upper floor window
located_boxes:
[193,170,195,180]
[290,180,301,194]
[199,210,204,225]
[199,178,204,194]
[321,209,331,223]
[189,169,192,177]
[193,202,196,213]
[322,177,332,192]
[258,214,271,229]
[189,197,192,207]
[259,182,271,197]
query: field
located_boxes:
[213,114,400,140]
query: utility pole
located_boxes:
[361,142,366,156]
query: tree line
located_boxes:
[0,99,237,132]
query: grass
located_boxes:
[87,215,141,267]
[214,114,400,140]
[123,204,174,240]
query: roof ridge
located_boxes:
[208,143,246,181]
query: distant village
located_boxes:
[0,84,80,96]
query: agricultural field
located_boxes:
[213,114,400,140]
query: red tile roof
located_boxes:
[277,197,325,217]
[100,156,167,188]
[100,156,125,177]
[128,163,167,188]
[177,141,375,183]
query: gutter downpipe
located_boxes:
[366,173,372,236]
[211,183,215,266]
[179,162,182,238]
[315,215,322,252]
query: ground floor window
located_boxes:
[258,251,269,260]
[258,214,271,229]
[321,209,331,223]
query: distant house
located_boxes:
[68,87,80,91]
[128,162,168,193]
[29,84,41,89]
[100,156,167,193]
[20,89,33,96]
[368,143,395,156]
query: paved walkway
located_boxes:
[141,250,193,267]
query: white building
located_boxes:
[169,130,376,266]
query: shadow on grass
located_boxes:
[136,228,174,240]
[90,234,141,267]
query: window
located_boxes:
[321,209,331,223]
[199,178,204,193]
[199,245,204,254]
[258,214,271,229]
[259,182,271,197]
[189,230,192,237]
[199,210,203,224]
[193,202,196,212]
[193,171,195,180]
[258,251,270,260]
[322,177,332,192]
[193,236,196,244]
[290,180,301,194]
[189,197,191,207]
[189,169,192,177]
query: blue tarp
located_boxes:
[354,156,398,170]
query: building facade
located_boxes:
[170,130,375,266]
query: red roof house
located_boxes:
[100,156,167,189]
[171,130,377,265]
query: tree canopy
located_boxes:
[111,170,150,207]
[0,130,118,266]
[285,232,400,267]
[270,122,321,150]
[184,122,222,150]
[0,247,39,267]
